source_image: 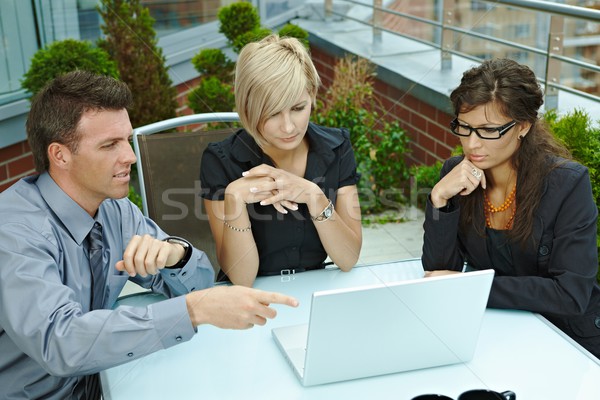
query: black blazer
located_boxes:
[422,156,600,357]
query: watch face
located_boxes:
[324,205,333,218]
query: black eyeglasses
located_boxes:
[412,389,516,400]
[450,118,516,140]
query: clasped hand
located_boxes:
[229,164,321,214]
[115,234,185,277]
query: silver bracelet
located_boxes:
[223,220,252,232]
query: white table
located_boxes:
[101,259,600,399]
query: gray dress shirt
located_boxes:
[0,173,215,399]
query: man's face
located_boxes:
[63,108,136,213]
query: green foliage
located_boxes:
[409,161,443,209]
[191,49,235,82]
[231,27,273,54]
[187,77,235,114]
[218,2,260,44]
[314,56,410,216]
[21,39,119,96]
[128,185,143,211]
[410,161,443,191]
[278,24,310,48]
[189,2,309,117]
[544,108,600,281]
[97,0,177,128]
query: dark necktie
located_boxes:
[87,222,106,310]
[84,222,105,400]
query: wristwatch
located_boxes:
[163,236,192,269]
[313,199,334,222]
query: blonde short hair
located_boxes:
[234,34,321,146]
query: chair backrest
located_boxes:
[133,113,240,277]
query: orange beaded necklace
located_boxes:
[484,185,516,230]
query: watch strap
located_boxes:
[163,236,192,269]
[312,199,334,222]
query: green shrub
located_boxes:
[21,39,119,95]
[544,108,600,281]
[278,23,310,48]
[314,56,410,217]
[98,0,177,128]
[231,27,273,54]
[187,77,235,114]
[191,49,235,83]
[218,2,260,44]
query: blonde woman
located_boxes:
[200,35,362,286]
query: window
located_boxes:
[470,1,493,12]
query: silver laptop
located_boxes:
[272,269,495,386]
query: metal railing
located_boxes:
[324,0,600,110]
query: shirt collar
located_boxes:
[36,172,95,245]
[230,123,345,171]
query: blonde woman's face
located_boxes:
[260,90,312,151]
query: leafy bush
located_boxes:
[98,0,177,128]
[314,55,410,216]
[544,108,600,281]
[278,24,310,48]
[191,49,235,82]
[218,2,260,44]
[409,161,443,208]
[189,2,309,119]
[21,39,119,95]
[232,27,273,54]
[188,77,235,114]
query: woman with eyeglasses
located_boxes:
[422,58,600,358]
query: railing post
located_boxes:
[373,0,383,52]
[544,15,564,111]
[325,0,332,19]
[441,0,454,70]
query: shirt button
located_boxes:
[170,272,176,277]
[538,245,549,256]
[181,271,187,276]
[176,335,182,342]
[127,352,134,357]
[594,317,600,329]
[191,287,195,291]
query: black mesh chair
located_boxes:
[132,112,240,278]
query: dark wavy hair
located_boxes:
[450,58,570,246]
[26,70,132,173]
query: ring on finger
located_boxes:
[471,168,482,180]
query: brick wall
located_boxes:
[0,141,35,192]
[310,45,458,167]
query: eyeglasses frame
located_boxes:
[450,118,517,140]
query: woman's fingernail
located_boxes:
[249,187,257,193]
[242,171,248,177]
[260,201,265,206]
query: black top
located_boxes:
[422,155,600,358]
[200,123,359,276]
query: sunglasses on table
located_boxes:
[412,389,516,400]
[450,118,516,140]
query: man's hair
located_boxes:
[234,34,321,147]
[26,70,133,173]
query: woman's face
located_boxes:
[260,90,312,152]
[457,103,528,172]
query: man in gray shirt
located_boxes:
[0,71,298,399]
